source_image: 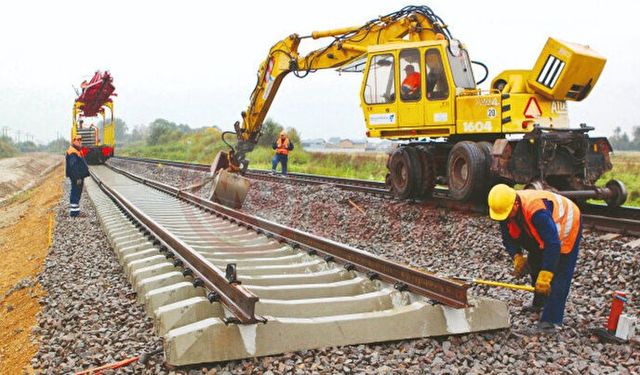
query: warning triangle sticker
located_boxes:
[524,97,542,118]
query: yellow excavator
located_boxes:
[211,5,626,209]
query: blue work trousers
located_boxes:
[69,178,84,217]
[528,224,582,325]
[272,154,288,175]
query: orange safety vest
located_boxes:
[402,72,421,92]
[276,137,290,155]
[506,190,581,254]
[66,146,83,157]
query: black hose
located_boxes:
[471,60,489,85]
[221,131,237,153]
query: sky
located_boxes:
[1,0,639,144]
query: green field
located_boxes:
[118,129,640,206]
[119,128,388,181]
[596,151,640,207]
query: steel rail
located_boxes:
[110,156,640,236]
[106,163,471,308]
[111,156,391,195]
[90,170,262,323]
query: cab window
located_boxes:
[399,49,421,101]
[364,54,395,105]
[425,49,449,100]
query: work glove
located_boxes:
[535,270,553,296]
[513,253,527,278]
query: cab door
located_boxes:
[397,48,424,127]
[361,53,398,132]
[424,47,455,129]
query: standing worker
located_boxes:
[487,184,582,332]
[271,130,294,175]
[65,135,90,217]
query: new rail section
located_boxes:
[88,162,509,364]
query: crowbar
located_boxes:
[450,276,535,292]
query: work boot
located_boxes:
[521,303,545,314]
[521,295,546,314]
[522,321,558,336]
[535,321,558,333]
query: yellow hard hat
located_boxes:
[488,184,517,221]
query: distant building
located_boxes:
[328,137,341,144]
[301,138,327,149]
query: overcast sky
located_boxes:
[1,0,639,144]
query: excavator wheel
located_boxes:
[477,141,498,197]
[447,141,486,201]
[416,147,436,199]
[388,147,421,199]
[405,147,423,199]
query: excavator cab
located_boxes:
[362,40,476,139]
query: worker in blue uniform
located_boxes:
[65,135,90,217]
[488,184,582,332]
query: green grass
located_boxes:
[119,128,388,181]
[594,151,640,207]
[0,137,19,159]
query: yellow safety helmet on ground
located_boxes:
[488,184,517,221]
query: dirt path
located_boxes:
[0,153,61,203]
[0,164,64,373]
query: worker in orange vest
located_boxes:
[271,130,294,175]
[65,135,90,217]
[401,65,421,100]
[488,184,582,333]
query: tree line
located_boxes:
[103,117,302,148]
[608,126,640,151]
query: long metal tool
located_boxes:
[451,276,535,292]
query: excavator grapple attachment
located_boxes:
[210,151,251,209]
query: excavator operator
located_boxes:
[401,65,421,100]
[425,51,448,99]
[488,184,582,333]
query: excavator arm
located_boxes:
[222,5,452,171]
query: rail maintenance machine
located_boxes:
[71,71,116,164]
[210,5,626,209]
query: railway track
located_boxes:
[111,156,640,240]
[86,164,509,366]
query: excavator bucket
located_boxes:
[209,151,251,209]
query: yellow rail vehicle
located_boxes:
[213,6,626,207]
[72,71,116,165]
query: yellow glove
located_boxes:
[513,253,527,278]
[535,270,553,296]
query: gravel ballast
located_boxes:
[32,180,166,374]
[48,158,635,374]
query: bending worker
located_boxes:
[271,130,294,175]
[488,184,582,332]
[65,135,90,217]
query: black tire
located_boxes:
[477,141,498,198]
[447,141,486,201]
[405,146,423,199]
[416,147,436,198]
[388,147,421,199]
